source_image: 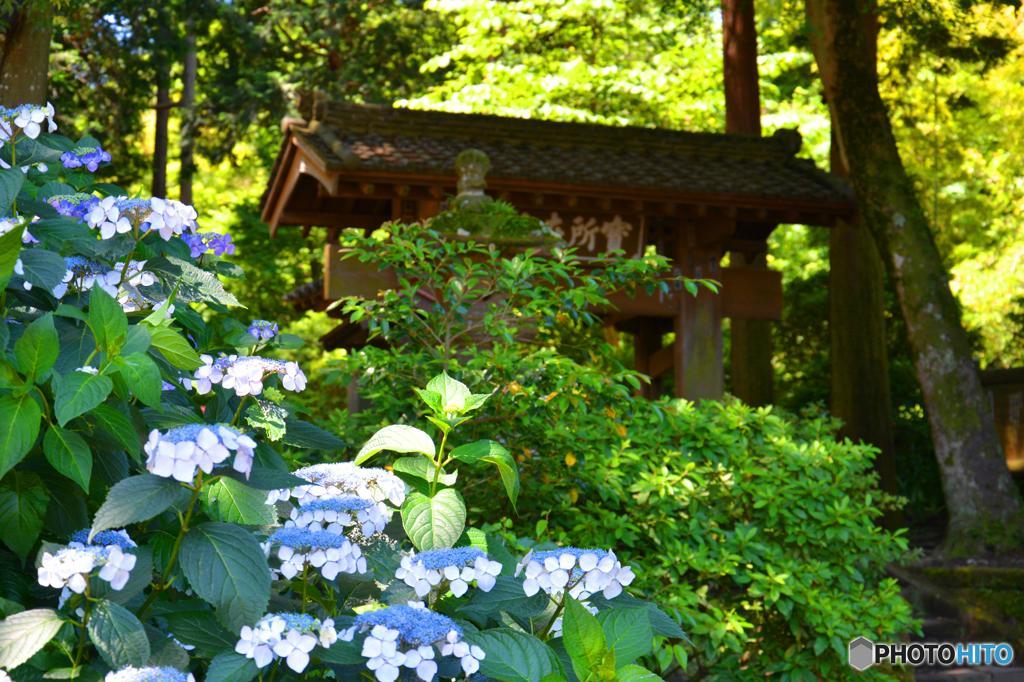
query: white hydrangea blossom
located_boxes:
[38,529,139,595]
[190,355,307,397]
[515,547,635,601]
[286,496,389,538]
[5,103,56,140]
[267,462,406,508]
[144,424,257,482]
[235,613,336,673]
[264,528,368,580]
[37,548,96,594]
[395,547,503,598]
[338,603,484,682]
[147,198,198,240]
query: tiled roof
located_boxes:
[295,101,850,205]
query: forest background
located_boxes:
[43,0,1024,523]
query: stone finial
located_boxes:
[454,149,491,208]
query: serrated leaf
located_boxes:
[616,664,662,681]
[151,256,241,307]
[88,600,150,668]
[425,372,471,415]
[0,167,25,216]
[91,474,190,537]
[0,221,25,290]
[0,472,49,560]
[147,635,191,670]
[205,651,258,682]
[392,456,457,486]
[401,489,465,550]
[88,287,128,354]
[597,606,652,667]
[43,427,92,492]
[53,371,113,426]
[563,597,609,680]
[466,629,563,682]
[0,608,64,669]
[113,353,162,408]
[316,639,363,665]
[19,248,67,290]
[14,313,58,381]
[280,419,344,450]
[148,326,201,371]
[451,440,520,510]
[162,608,237,658]
[123,325,151,355]
[244,401,286,442]
[458,575,548,624]
[0,394,42,480]
[201,477,275,525]
[90,404,141,459]
[355,424,435,465]
[179,522,271,632]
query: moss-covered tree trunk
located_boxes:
[0,0,52,107]
[807,0,1020,551]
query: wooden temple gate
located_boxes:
[261,101,855,401]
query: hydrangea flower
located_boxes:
[85,196,197,241]
[144,423,257,482]
[61,145,111,172]
[104,667,194,682]
[264,528,367,580]
[0,215,36,244]
[69,528,137,552]
[338,603,485,681]
[267,462,406,508]
[0,102,56,140]
[37,547,97,594]
[515,547,635,601]
[396,547,503,598]
[49,193,100,220]
[247,319,278,341]
[38,529,139,594]
[287,496,389,538]
[181,231,234,258]
[235,613,337,673]
[190,355,306,397]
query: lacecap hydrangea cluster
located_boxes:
[37,529,137,595]
[235,612,337,673]
[104,667,194,682]
[61,145,111,172]
[85,195,198,241]
[0,102,56,141]
[264,527,367,580]
[338,603,485,682]
[396,547,503,598]
[516,547,635,600]
[286,496,388,538]
[190,354,306,397]
[144,423,257,482]
[267,462,406,508]
[247,319,278,341]
[181,231,234,259]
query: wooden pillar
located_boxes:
[634,326,659,400]
[673,228,724,399]
[722,0,773,405]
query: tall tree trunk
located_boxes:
[179,21,197,205]
[807,0,1020,552]
[822,8,900,528]
[722,0,773,406]
[829,130,901,527]
[0,0,52,106]
[153,83,171,198]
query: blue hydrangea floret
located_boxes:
[265,528,367,580]
[104,666,194,682]
[144,423,257,483]
[235,612,337,673]
[286,495,388,538]
[396,547,503,598]
[338,603,484,681]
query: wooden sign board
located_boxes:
[543,212,645,258]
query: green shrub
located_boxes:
[323,217,918,679]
